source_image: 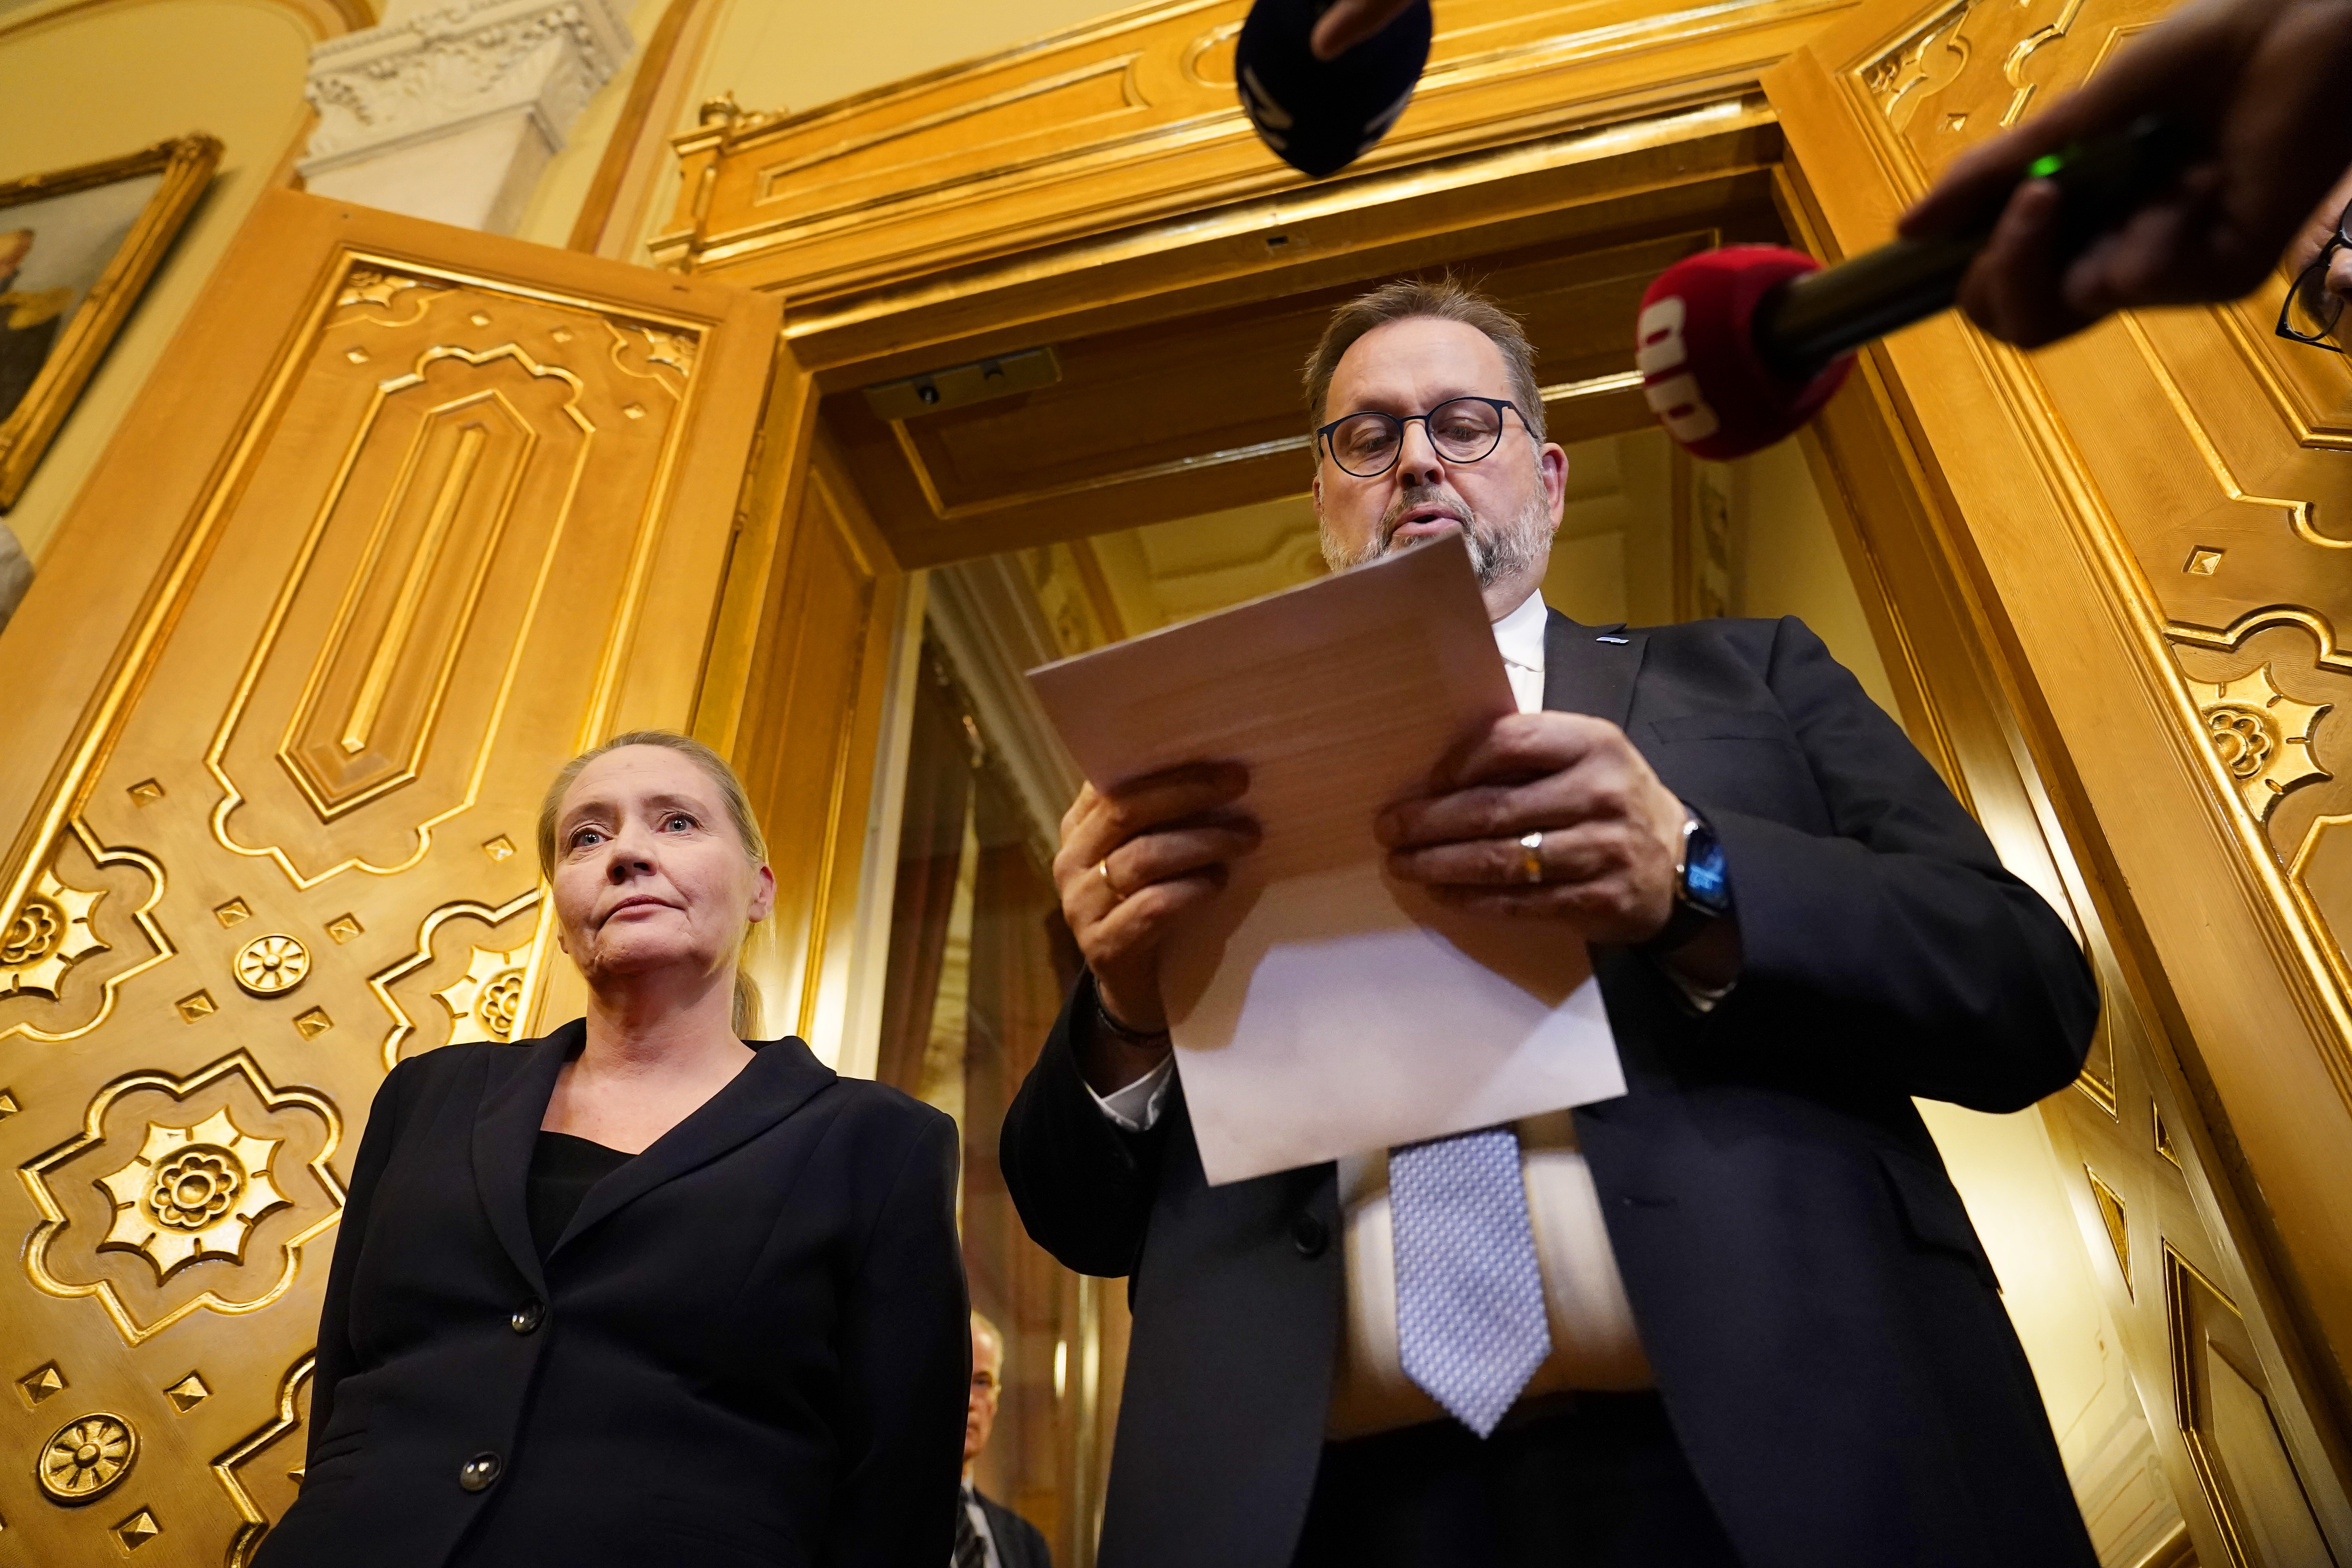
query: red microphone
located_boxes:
[1636,247,1851,463]
[1636,114,2189,460]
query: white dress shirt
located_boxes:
[1091,590,1659,1440]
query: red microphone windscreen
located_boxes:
[1637,246,1851,461]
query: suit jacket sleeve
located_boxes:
[828,1108,970,1566]
[999,971,1176,1279]
[304,1053,418,1463]
[1697,617,2096,1112]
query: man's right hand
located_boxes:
[1052,762,1258,1090]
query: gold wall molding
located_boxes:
[1773,0,2352,1553]
[651,0,1852,302]
[0,0,370,46]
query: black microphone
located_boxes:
[1235,0,1432,179]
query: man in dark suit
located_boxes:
[960,1312,1053,1568]
[1001,278,2102,1568]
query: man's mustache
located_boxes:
[1378,494,1474,548]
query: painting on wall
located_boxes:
[0,135,220,510]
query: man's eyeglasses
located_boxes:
[2278,201,2352,349]
[1316,396,1523,478]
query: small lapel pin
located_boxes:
[1595,634,1629,645]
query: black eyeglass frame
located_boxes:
[2277,201,2352,350]
[1315,396,1526,479]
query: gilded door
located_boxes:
[0,191,778,1564]
[1773,3,2352,1561]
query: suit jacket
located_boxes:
[976,1488,1054,1568]
[255,1022,969,1568]
[1001,612,2102,1568]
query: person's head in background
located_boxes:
[966,1312,1005,1479]
[1302,276,1568,621]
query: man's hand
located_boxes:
[1899,0,2352,347]
[1053,764,1259,1088]
[1309,0,1420,59]
[1376,712,1686,943]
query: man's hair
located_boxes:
[1301,276,1547,444]
[971,1310,1005,1366]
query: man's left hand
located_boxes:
[1376,711,1686,944]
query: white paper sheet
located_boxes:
[1027,538,1626,1185]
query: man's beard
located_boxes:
[1320,481,1553,589]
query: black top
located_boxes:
[1001,611,2102,1568]
[256,1024,970,1568]
[525,1132,632,1260]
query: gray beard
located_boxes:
[1321,486,1553,589]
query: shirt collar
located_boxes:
[1492,589,1548,672]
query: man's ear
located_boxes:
[1310,469,1325,519]
[1538,442,1569,524]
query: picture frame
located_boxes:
[0,135,221,510]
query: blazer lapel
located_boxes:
[1542,608,1646,727]
[551,1036,838,1256]
[471,1020,581,1294]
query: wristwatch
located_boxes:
[1641,808,1733,956]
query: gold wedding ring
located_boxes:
[1098,858,1126,903]
[1517,831,1546,885]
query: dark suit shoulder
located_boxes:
[1625,612,1789,661]
[798,1059,954,1141]
[978,1490,1053,1568]
[384,1041,506,1085]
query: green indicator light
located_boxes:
[2027,152,2064,178]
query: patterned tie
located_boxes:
[1389,1126,1552,1437]
[953,1488,987,1568]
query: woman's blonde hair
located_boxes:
[537,729,768,1038]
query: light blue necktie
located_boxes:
[1389,1127,1551,1437]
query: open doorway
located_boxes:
[864,416,2183,1566]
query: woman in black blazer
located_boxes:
[256,731,969,1568]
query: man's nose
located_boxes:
[1394,417,1445,486]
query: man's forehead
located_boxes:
[1329,316,1512,406]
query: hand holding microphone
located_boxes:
[1637,117,2190,459]
[1904,0,2352,348]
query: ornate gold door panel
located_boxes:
[696,416,909,1068]
[1773,4,2352,1561]
[0,191,777,1564]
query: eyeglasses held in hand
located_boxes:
[2278,202,2352,350]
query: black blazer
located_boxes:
[255,1023,969,1568]
[1001,612,2102,1568]
[976,1488,1054,1568]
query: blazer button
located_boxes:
[1292,1215,1329,1259]
[458,1452,501,1493]
[510,1299,544,1335]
